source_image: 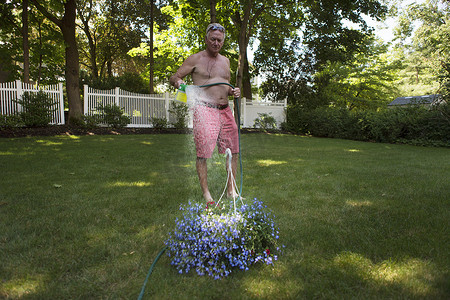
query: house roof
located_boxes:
[388,94,441,106]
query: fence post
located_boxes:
[165,92,170,121]
[83,84,88,115]
[115,87,120,106]
[16,80,23,112]
[242,97,247,128]
[58,82,64,124]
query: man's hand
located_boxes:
[175,79,185,89]
[230,87,240,98]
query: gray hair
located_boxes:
[206,23,226,39]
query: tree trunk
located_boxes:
[243,53,252,99]
[149,0,154,94]
[37,19,43,85]
[22,0,30,83]
[61,0,82,123]
[210,0,217,23]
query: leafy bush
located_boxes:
[81,114,101,129]
[169,101,189,129]
[0,114,23,129]
[150,116,168,130]
[15,91,58,127]
[96,103,131,128]
[253,113,277,131]
[284,104,450,146]
[165,198,282,279]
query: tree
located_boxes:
[0,0,65,84]
[30,0,82,124]
[392,0,449,96]
[315,38,399,111]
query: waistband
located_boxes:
[198,101,229,110]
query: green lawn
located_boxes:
[0,133,449,299]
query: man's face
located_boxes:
[205,30,224,55]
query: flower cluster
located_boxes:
[165,198,282,279]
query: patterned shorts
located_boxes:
[193,104,239,158]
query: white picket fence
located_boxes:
[83,85,174,127]
[0,80,65,125]
[84,85,286,128]
[0,81,286,128]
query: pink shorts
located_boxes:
[193,104,239,158]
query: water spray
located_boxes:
[138,82,243,299]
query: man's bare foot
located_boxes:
[203,191,213,202]
[227,191,241,199]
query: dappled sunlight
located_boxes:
[65,135,80,140]
[242,263,301,298]
[346,149,361,153]
[35,139,63,146]
[107,181,153,187]
[345,200,373,207]
[2,275,44,298]
[141,141,153,145]
[178,163,193,168]
[0,151,14,155]
[137,225,159,239]
[256,159,287,167]
[333,252,439,297]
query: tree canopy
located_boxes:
[1,0,448,116]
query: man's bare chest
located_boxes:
[194,58,229,79]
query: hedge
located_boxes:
[283,104,450,147]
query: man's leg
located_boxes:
[197,157,213,201]
[227,154,239,198]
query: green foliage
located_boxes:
[150,116,169,130]
[168,101,189,129]
[391,0,449,96]
[253,112,277,131]
[284,104,450,146]
[14,91,58,127]
[438,62,450,102]
[0,114,24,129]
[315,39,400,111]
[96,103,131,128]
[80,114,101,129]
[80,71,150,94]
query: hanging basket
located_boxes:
[165,198,283,279]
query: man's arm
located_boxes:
[169,54,197,89]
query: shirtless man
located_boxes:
[169,23,241,202]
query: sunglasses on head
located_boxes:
[207,24,225,33]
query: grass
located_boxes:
[0,133,449,299]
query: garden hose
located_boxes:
[137,246,168,300]
[138,82,243,299]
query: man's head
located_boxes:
[205,23,225,55]
[206,23,225,39]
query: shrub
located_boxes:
[15,91,58,127]
[81,114,101,129]
[0,114,23,129]
[169,101,189,129]
[150,116,168,130]
[96,103,131,128]
[284,104,450,146]
[253,113,277,131]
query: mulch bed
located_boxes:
[0,126,269,138]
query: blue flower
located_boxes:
[165,198,282,279]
